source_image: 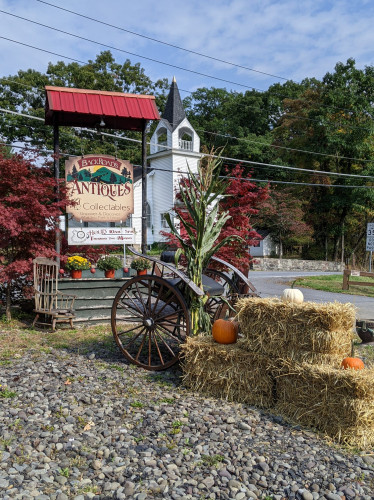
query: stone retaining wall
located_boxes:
[252,258,344,272]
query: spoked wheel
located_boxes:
[111,275,190,370]
[203,269,240,321]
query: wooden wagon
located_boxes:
[111,247,258,371]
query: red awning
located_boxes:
[45,86,160,131]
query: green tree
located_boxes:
[270,59,374,262]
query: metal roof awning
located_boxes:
[45,86,160,131]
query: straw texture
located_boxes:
[181,336,274,408]
[275,363,374,447]
[236,298,355,362]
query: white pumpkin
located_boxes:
[282,288,304,304]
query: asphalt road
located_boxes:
[248,270,374,320]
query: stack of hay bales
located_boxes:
[182,297,374,447]
[236,298,355,367]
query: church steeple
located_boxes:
[161,77,186,131]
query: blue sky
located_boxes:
[1,0,374,99]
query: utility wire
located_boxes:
[198,129,374,163]
[1,11,373,123]
[3,140,372,189]
[0,29,270,93]
[1,72,373,164]
[35,0,289,82]
[1,106,374,182]
[146,167,373,190]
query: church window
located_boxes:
[160,213,169,228]
[146,202,152,228]
[156,128,168,151]
[179,128,193,151]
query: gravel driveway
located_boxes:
[0,342,373,500]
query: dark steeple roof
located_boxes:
[161,77,186,131]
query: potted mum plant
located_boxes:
[130,257,152,276]
[65,256,91,279]
[96,255,123,278]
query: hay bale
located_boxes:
[181,336,274,408]
[275,363,374,447]
[236,298,355,359]
[237,339,343,367]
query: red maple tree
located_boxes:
[216,164,269,273]
[161,163,269,273]
[0,147,67,319]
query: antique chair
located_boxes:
[32,257,76,331]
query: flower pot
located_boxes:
[105,269,115,279]
[137,269,147,276]
[71,269,82,279]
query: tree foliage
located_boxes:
[0,51,169,166]
[215,164,268,272]
[0,147,68,319]
[251,188,313,258]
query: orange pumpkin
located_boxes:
[341,357,365,370]
[212,319,238,344]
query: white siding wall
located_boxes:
[132,180,143,246]
[250,235,277,257]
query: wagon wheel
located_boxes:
[203,269,240,321]
[111,275,190,371]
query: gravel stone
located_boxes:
[0,347,372,500]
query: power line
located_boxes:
[1,106,374,184]
[35,0,289,83]
[2,67,371,137]
[1,11,373,127]
[0,25,270,93]
[3,140,372,189]
[198,129,374,164]
[147,167,373,189]
[1,72,373,165]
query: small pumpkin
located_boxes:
[212,319,238,344]
[341,357,365,370]
[282,288,304,304]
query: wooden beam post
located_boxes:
[53,117,61,264]
[141,120,148,255]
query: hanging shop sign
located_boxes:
[68,227,134,245]
[65,154,134,222]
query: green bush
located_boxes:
[96,255,123,271]
[130,257,152,271]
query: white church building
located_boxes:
[131,77,201,247]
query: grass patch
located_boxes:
[201,454,224,466]
[0,387,17,399]
[294,274,374,297]
[0,315,114,360]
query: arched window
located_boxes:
[146,202,151,228]
[179,127,193,151]
[156,127,168,151]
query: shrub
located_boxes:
[130,257,152,271]
[96,255,123,271]
[65,256,91,271]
